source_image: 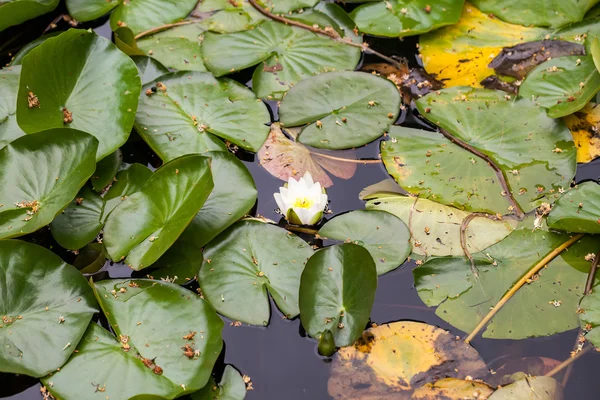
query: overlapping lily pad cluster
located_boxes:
[0,0,599,399]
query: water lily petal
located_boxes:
[274,192,286,213]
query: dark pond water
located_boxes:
[2,4,600,400]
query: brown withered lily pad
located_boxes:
[328,321,487,399]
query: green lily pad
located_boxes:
[9,33,61,66]
[103,155,214,270]
[44,278,224,399]
[0,66,25,150]
[318,210,411,275]
[0,240,97,377]
[73,243,107,274]
[414,220,596,339]
[299,243,377,347]
[198,220,313,326]
[192,0,266,33]
[279,71,401,150]
[103,163,153,216]
[365,195,517,257]
[66,0,198,35]
[592,37,600,73]
[191,365,247,400]
[137,23,208,72]
[381,126,512,214]
[146,238,201,285]
[261,0,318,13]
[351,0,464,38]
[416,87,576,212]
[50,163,153,251]
[132,56,170,85]
[488,376,564,399]
[470,0,600,27]
[91,149,122,192]
[0,0,59,32]
[17,29,141,161]
[50,185,104,250]
[114,26,146,56]
[547,181,600,233]
[519,55,600,118]
[182,151,257,248]
[201,20,361,100]
[135,71,269,158]
[579,287,600,347]
[0,129,98,240]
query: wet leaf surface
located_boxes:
[0,240,97,377]
[50,185,104,250]
[202,20,360,99]
[67,0,198,35]
[547,181,600,233]
[135,71,269,158]
[414,220,597,339]
[191,0,266,33]
[191,364,247,400]
[365,195,516,257]
[17,29,141,161]
[181,150,257,248]
[299,243,376,347]
[328,321,487,399]
[416,87,576,212]
[132,56,170,85]
[103,155,214,270]
[318,210,411,275]
[258,123,357,188]
[0,129,98,240]
[44,279,223,399]
[261,0,318,14]
[470,0,600,27]
[279,71,401,149]
[351,0,464,38]
[0,0,59,32]
[137,23,208,72]
[0,66,24,150]
[381,126,510,214]
[519,55,600,118]
[91,149,122,192]
[419,3,547,88]
[199,220,313,325]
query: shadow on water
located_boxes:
[2,6,600,400]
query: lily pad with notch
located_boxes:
[17,29,141,161]
[414,219,596,339]
[279,71,401,150]
[66,0,198,35]
[191,364,247,400]
[0,129,98,240]
[299,243,377,347]
[351,0,464,38]
[198,220,313,326]
[201,20,361,100]
[416,87,576,213]
[0,240,97,377]
[135,71,269,158]
[43,278,223,399]
[191,0,266,33]
[318,210,411,275]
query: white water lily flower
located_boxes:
[273,171,328,226]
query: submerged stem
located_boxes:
[465,233,585,343]
[545,345,591,378]
[585,249,600,295]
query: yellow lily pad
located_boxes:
[328,321,487,399]
[563,103,600,163]
[419,2,547,88]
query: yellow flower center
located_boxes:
[293,197,313,209]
